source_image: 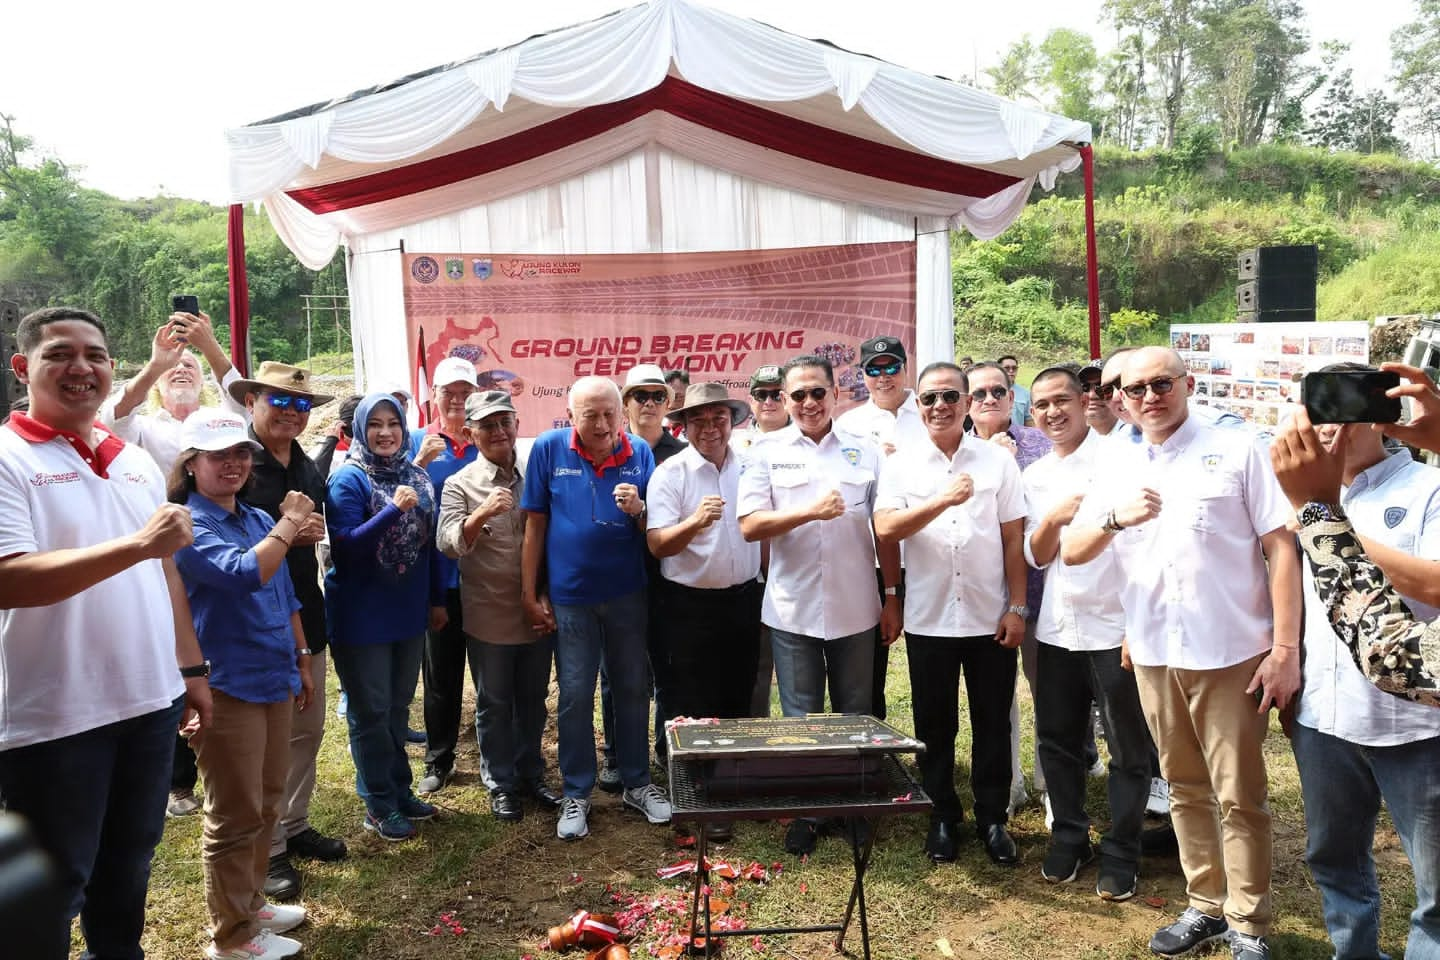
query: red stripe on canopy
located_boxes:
[286,76,1021,214]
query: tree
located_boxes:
[986,36,1043,102]
[1106,0,1204,148]
[1306,44,1406,154]
[1099,30,1149,148]
[1192,0,1308,147]
[1393,0,1440,157]
[1039,29,1101,122]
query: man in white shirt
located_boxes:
[1023,367,1151,900]
[1290,373,1440,960]
[737,354,902,855]
[874,361,1027,867]
[1064,346,1301,960]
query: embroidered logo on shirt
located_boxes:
[1384,506,1407,529]
[1201,454,1222,470]
[29,470,80,486]
[554,467,583,478]
[121,472,151,485]
[841,447,862,466]
[619,465,643,478]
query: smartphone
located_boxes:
[172,295,200,316]
[1302,370,1402,424]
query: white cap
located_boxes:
[375,379,413,402]
[179,411,262,453]
[622,363,672,402]
[433,357,479,388]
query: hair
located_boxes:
[781,354,834,386]
[569,375,622,410]
[16,307,107,355]
[665,369,690,386]
[917,361,969,393]
[997,354,1019,366]
[967,360,1011,388]
[166,448,255,504]
[1318,361,1375,374]
[1031,366,1082,393]
[336,395,363,439]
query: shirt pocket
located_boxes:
[1187,473,1242,534]
[839,470,873,513]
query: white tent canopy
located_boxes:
[225,0,1092,390]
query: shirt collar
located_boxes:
[1347,448,1413,496]
[469,452,518,485]
[569,428,635,476]
[186,490,246,524]
[7,413,126,478]
[427,421,473,458]
[1144,412,1198,459]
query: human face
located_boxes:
[570,385,622,456]
[862,354,906,410]
[467,411,519,465]
[190,444,253,501]
[748,386,787,431]
[248,389,311,445]
[968,367,1014,434]
[684,405,734,464]
[1000,358,1020,381]
[1120,348,1192,437]
[1031,376,1088,448]
[1100,355,1132,425]
[13,320,114,431]
[783,365,836,439]
[436,381,475,426]
[917,370,969,445]
[1080,368,1117,431]
[365,402,406,456]
[666,378,687,412]
[626,387,668,431]
[160,353,203,408]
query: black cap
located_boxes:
[750,365,783,388]
[858,336,907,368]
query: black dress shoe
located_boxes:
[492,791,524,822]
[530,782,562,809]
[286,827,348,862]
[924,818,960,863]
[263,854,301,901]
[977,823,1019,866]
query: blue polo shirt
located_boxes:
[521,428,654,606]
[422,423,479,592]
[175,494,302,704]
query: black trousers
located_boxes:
[171,732,197,791]
[870,568,904,720]
[422,588,468,774]
[906,632,1016,826]
[656,578,763,722]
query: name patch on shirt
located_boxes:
[30,470,80,487]
[554,466,583,479]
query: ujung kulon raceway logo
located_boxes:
[411,257,440,284]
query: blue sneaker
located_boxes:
[399,795,438,821]
[363,811,416,842]
[406,728,427,745]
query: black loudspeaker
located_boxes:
[0,300,24,420]
[1236,245,1318,323]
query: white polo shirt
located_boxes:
[1081,413,1291,670]
[731,424,784,466]
[100,367,248,473]
[1023,430,1126,652]
[647,445,761,590]
[0,419,184,751]
[1297,450,1440,746]
[736,423,882,639]
[835,391,928,453]
[875,433,1025,637]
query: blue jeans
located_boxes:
[769,626,875,717]
[0,696,184,960]
[330,636,425,819]
[553,590,649,798]
[471,635,554,794]
[1292,722,1440,960]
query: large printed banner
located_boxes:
[401,243,916,432]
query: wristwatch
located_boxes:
[883,584,905,599]
[1102,509,1125,533]
[1007,604,1030,619]
[179,660,210,679]
[1298,502,1347,526]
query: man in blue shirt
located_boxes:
[521,376,671,840]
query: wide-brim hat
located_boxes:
[621,363,673,403]
[228,361,335,407]
[672,382,749,425]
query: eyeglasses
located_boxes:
[200,447,252,464]
[1095,380,1118,400]
[590,482,631,529]
[1121,375,1185,400]
[751,388,784,403]
[970,386,1009,402]
[918,389,963,407]
[469,416,517,434]
[789,387,829,404]
[630,389,668,406]
[864,361,903,378]
[265,393,313,413]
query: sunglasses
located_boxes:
[751,388,784,402]
[918,389,963,407]
[788,386,829,404]
[1094,380,1118,400]
[630,389,668,406]
[265,393,313,413]
[1121,375,1185,400]
[970,385,1009,402]
[864,361,903,378]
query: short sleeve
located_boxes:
[645,460,685,531]
[995,454,1027,524]
[735,445,774,519]
[875,454,907,513]
[1244,438,1292,537]
[520,436,552,515]
[1416,483,1440,561]
[0,455,38,556]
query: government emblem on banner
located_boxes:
[472,259,492,280]
[841,447,861,466]
[1385,507,1407,528]
[411,256,439,284]
[445,258,464,280]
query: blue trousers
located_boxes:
[330,636,425,819]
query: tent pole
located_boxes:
[227,204,252,377]
[1080,144,1100,361]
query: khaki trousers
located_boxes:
[194,690,293,949]
[270,650,327,856]
[1135,653,1272,935]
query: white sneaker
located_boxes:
[1007,781,1030,817]
[256,901,306,934]
[1043,792,1054,831]
[623,783,673,824]
[205,929,302,959]
[557,796,591,840]
[1088,756,1108,779]
[1147,777,1171,817]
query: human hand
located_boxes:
[524,593,557,634]
[137,503,194,558]
[1114,487,1162,529]
[480,487,515,521]
[149,322,187,369]
[414,434,446,468]
[810,489,846,521]
[994,611,1024,648]
[428,605,449,632]
[279,490,315,522]
[292,514,326,547]
[1047,492,1086,528]
[989,433,1019,457]
[1120,636,1132,672]
[1270,408,1346,509]
[182,676,212,734]
[328,419,346,440]
[296,657,314,711]
[613,483,643,516]
[939,473,974,508]
[1379,362,1440,454]
[393,486,419,512]
[178,311,220,354]
[690,494,725,529]
[880,597,904,646]
[1246,644,1301,712]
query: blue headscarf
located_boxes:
[348,393,435,577]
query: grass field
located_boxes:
[130,647,1420,960]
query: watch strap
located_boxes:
[179,661,210,679]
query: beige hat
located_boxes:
[621,363,672,403]
[671,382,749,425]
[227,361,335,407]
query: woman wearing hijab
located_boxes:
[170,412,315,960]
[325,392,446,841]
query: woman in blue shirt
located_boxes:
[170,412,315,960]
[325,393,445,841]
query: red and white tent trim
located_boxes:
[224,0,1099,383]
